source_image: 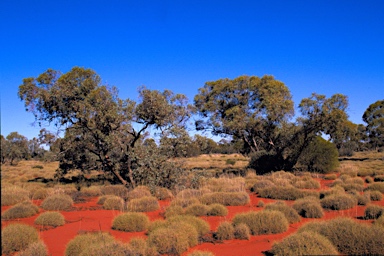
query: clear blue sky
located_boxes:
[1,0,383,140]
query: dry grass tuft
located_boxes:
[65,232,115,256]
[41,194,73,211]
[364,205,384,219]
[17,241,48,256]
[1,201,39,220]
[265,202,301,224]
[216,221,234,240]
[126,196,159,212]
[102,195,125,211]
[320,193,357,210]
[1,186,30,206]
[112,212,149,232]
[200,191,250,206]
[2,223,39,255]
[34,211,66,227]
[293,197,324,218]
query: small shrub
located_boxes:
[341,183,364,192]
[176,188,209,199]
[101,185,129,199]
[207,204,228,216]
[147,219,168,233]
[170,197,200,208]
[103,196,124,210]
[185,203,209,216]
[167,215,210,238]
[80,241,134,256]
[147,225,190,255]
[164,205,185,218]
[265,202,301,224]
[366,190,383,201]
[31,188,49,200]
[375,215,384,227]
[188,250,215,256]
[364,205,384,219]
[257,200,265,207]
[34,212,65,227]
[234,223,250,240]
[17,241,48,256]
[52,185,78,197]
[154,187,174,200]
[65,232,115,256]
[2,223,39,255]
[365,176,374,183]
[1,186,30,206]
[80,186,102,197]
[112,212,149,232]
[324,174,337,180]
[1,201,39,220]
[126,186,152,201]
[126,196,159,212]
[364,182,384,193]
[271,231,338,256]
[320,193,357,210]
[232,210,289,235]
[293,197,324,218]
[357,168,374,177]
[129,237,157,256]
[41,194,73,211]
[200,192,250,206]
[96,195,114,205]
[293,178,320,189]
[216,222,234,240]
[258,186,319,200]
[355,194,371,206]
[251,180,275,193]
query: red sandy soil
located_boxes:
[2,178,384,256]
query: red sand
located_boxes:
[2,180,383,256]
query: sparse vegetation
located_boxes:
[1,201,39,220]
[200,191,250,206]
[65,232,115,256]
[41,194,74,211]
[17,241,48,256]
[185,203,209,216]
[258,186,319,200]
[102,195,125,210]
[126,196,160,212]
[1,186,30,206]
[34,211,65,227]
[364,205,384,219]
[265,202,301,224]
[320,193,357,210]
[216,221,234,240]
[2,223,39,255]
[234,223,250,240]
[207,203,228,216]
[112,212,149,232]
[293,197,324,218]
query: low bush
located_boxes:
[366,190,383,201]
[355,194,371,206]
[293,178,320,189]
[257,200,265,207]
[375,215,384,227]
[65,232,115,256]
[365,176,374,183]
[126,196,159,212]
[232,210,289,235]
[79,241,134,256]
[374,175,384,182]
[185,203,209,216]
[364,205,384,219]
[176,188,209,199]
[234,223,250,240]
[111,212,149,232]
[345,177,364,185]
[203,177,245,193]
[17,241,48,256]
[32,188,49,200]
[271,231,338,256]
[2,223,39,255]
[147,225,192,255]
[170,197,200,208]
[200,192,250,206]
[129,237,157,256]
[1,186,30,206]
[1,201,39,220]
[357,168,374,177]
[251,180,275,193]
[103,196,125,211]
[154,187,174,200]
[340,183,364,192]
[147,219,168,233]
[34,211,65,227]
[80,186,102,197]
[41,194,73,211]
[298,217,384,255]
[100,185,129,199]
[364,182,384,193]
[126,186,152,201]
[320,193,357,210]
[207,203,228,216]
[52,185,78,197]
[265,202,301,224]
[293,197,324,218]
[258,186,319,200]
[164,205,185,218]
[323,174,337,180]
[96,195,114,205]
[216,221,234,240]
[167,215,210,238]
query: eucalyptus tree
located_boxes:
[18,67,191,187]
[363,100,384,149]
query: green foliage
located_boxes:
[232,210,289,235]
[363,100,384,148]
[41,194,73,211]
[2,223,39,255]
[199,192,250,206]
[265,202,301,224]
[34,211,65,227]
[216,222,234,240]
[2,132,29,165]
[102,195,125,210]
[364,205,384,219]
[112,212,149,232]
[17,241,48,256]
[65,232,115,256]
[320,193,357,210]
[271,231,338,256]
[126,196,159,212]
[1,186,30,206]
[293,197,324,218]
[1,201,39,220]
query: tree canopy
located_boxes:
[363,99,384,149]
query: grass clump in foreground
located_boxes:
[364,205,384,219]
[293,197,324,218]
[265,202,301,224]
[65,232,115,256]
[320,193,357,210]
[364,182,384,193]
[17,241,48,256]
[234,223,250,240]
[366,190,383,201]
[1,201,39,220]
[1,186,30,206]
[199,191,250,206]
[2,223,39,255]
[298,217,384,255]
[102,195,125,210]
[216,221,234,240]
[34,211,65,227]
[271,231,338,256]
[41,194,73,211]
[232,210,289,235]
[126,196,160,212]
[112,212,149,232]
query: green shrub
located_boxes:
[80,186,102,197]
[17,241,48,256]
[1,201,39,220]
[323,174,337,180]
[366,190,383,201]
[154,187,174,200]
[258,186,319,200]
[298,217,384,255]
[188,250,215,256]
[126,196,159,212]
[2,223,39,255]
[167,215,210,238]
[34,211,65,227]
[364,205,384,219]
[293,197,324,218]
[170,197,200,208]
[1,186,30,206]
[41,194,73,211]
[111,212,149,232]
[126,186,152,201]
[200,192,250,206]
[185,203,209,216]
[164,205,185,218]
[102,195,125,210]
[216,222,234,240]
[65,232,115,256]
[320,193,357,210]
[271,231,338,256]
[207,204,228,216]
[232,210,289,235]
[234,223,250,240]
[265,202,301,224]
[364,182,384,193]
[100,185,129,199]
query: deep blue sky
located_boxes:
[1,0,383,140]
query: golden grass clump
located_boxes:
[80,186,102,197]
[52,184,78,197]
[129,237,158,256]
[271,231,338,256]
[365,176,374,183]
[364,182,384,193]
[17,241,48,256]
[216,221,234,240]
[1,201,39,220]
[375,215,384,227]
[200,191,250,206]
[96,195,114,205]
[232,210,289,235]
[207,203,228,216]
[293,178,320,189]
[1,186,30,206]
[126,185,152,201]
[365,190,383,201]
[167,215,210,238]
[355,193,371,205]
[164,205,185,218]
[234,223,250,240]
[187,250,215,256]
[176,188,210,200]
[126,196,159,212]
[320,193,357,210]
[298,217,384,255]
[79,241,135,256]
[258,186,319,200]
[112,212,149,232]
[265,202,301,224]
[102,195,125,210]
[323,174,337,180]
[100,185,129,199]
[293,197,324,218]
[153,186,174,200]
[31,188,49,200]
[364,205,384,219]
[202,177,245,192]
[170,197,200,208]
[185,203,209,216]
[41,194,73,211]
[34,211,65,227]
[2,223,39,255]
[251,180,276,193]
[65,232,115,256]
